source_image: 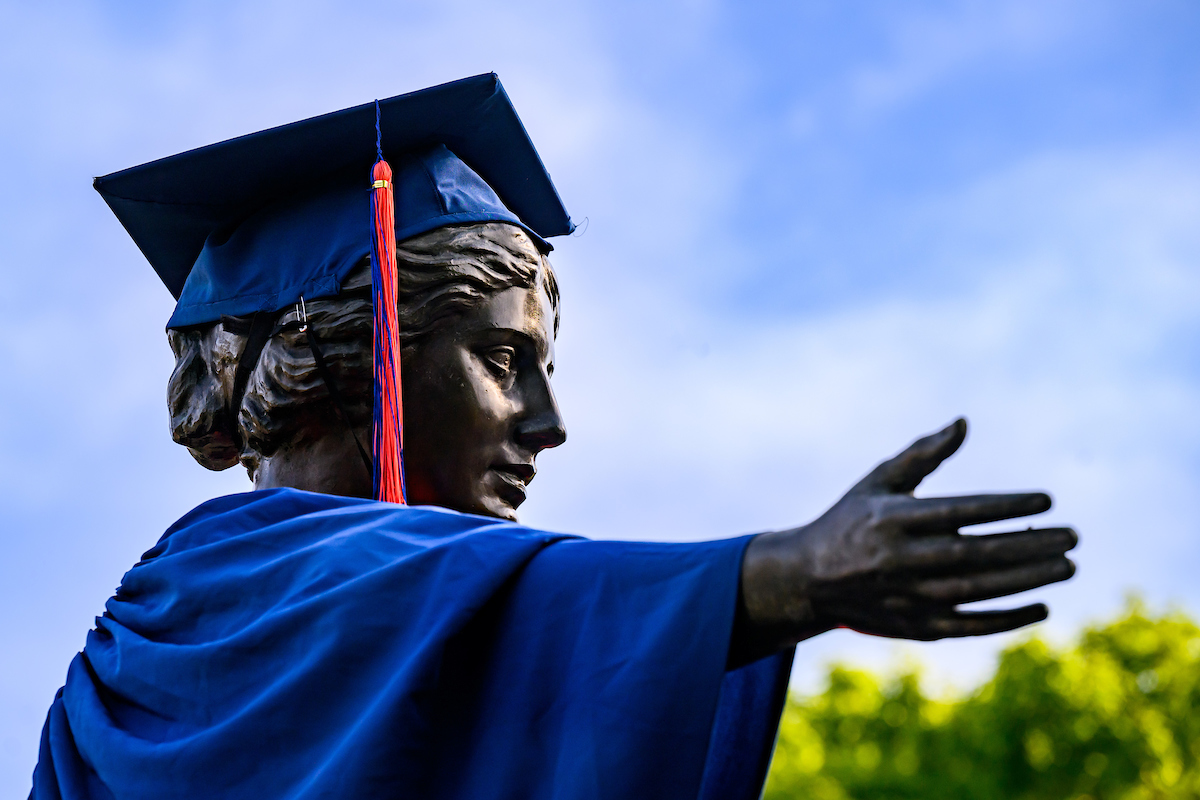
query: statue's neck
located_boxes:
[253,428,373,498]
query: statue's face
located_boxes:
[401,282,566,521]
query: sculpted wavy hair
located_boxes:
[166,222,560,478]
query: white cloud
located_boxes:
[845,1,1092,118]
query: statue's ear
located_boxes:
[167,326,241,470]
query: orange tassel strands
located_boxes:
[369,104,406,503]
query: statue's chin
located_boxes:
[461,473,525,522]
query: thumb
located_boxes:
[855,418,968,495]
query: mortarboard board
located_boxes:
[94,73,574,325]
[93,73,574,505]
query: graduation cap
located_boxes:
[94,73,574,505]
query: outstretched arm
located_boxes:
[728,419,1077,668]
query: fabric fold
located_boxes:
[32,488,789,800]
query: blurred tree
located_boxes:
[765,599,1200,799]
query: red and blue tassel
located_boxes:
[369,102,406,504]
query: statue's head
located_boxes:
[95,77,577,521]
[167,221,565,521]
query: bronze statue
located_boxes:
[168,221,1077,668]
[35,77,1077,799]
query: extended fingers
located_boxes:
[887,492,1052,530]
[908,557,1075,604]
[919,604,1049,639]
[858,419,967,494]
[834,602,1050,641]
[896,527,1078,572]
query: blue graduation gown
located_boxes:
[31,489,791,799]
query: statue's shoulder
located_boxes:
[153,489,555,563]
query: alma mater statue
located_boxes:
[31,75,1076,799]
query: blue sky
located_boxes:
[1,0,1198,791]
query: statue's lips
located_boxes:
[491,464,535,488]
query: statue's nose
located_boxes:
[515,408,567,452]
[515,377,567,453]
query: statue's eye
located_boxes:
[482,347,515,378]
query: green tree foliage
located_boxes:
[765,600,1200,799]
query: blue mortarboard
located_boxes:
[93,73,574,328]
[159,143,551,328]
[93,73,573,504]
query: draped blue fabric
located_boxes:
[31,489,789,799]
